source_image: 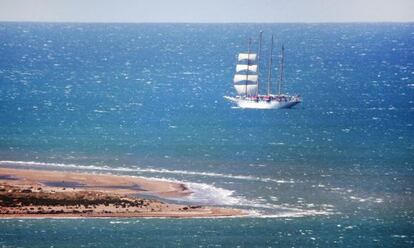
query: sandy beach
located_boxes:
[0,167,244,218]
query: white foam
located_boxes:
[168,179,335,218]
[182,182,240,205]
[109,221,130,224]
[0,160,292,184]
[132,167,293,184]
[244,202,336,218]
[247,209,335,218]
[138,176,241,206]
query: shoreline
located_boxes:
[0,167,245,218]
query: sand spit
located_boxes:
[0,167,244,218]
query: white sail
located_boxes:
[236,64,258,73]
[238,53,257,61]
[233,74,258,83]
[234,84,258,95]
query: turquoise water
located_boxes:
[0,23,413,247]
[0,217,412,247]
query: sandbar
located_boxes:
[0,167,245,218]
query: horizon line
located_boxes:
[0,20,413,25]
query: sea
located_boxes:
[0,22,413,247]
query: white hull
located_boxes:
[229,35,300,110]
[224,96,301,109]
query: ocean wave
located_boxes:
[147,177,335,218]
[109,221,131,224]
[247,209,335,218]
[131,167,293,184]
[169,180,241,206]
[0,160,293,184]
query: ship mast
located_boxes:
[278,45,285,95]
[267,35,274,96]
[245,38,251,96]
[256,31,263,97]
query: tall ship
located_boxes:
[224,32,301,109]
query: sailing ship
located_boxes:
[224,32,301,109]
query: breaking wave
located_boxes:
[147,177,335,218]
[0,160,294,184]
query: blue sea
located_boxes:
[0,22,413,247]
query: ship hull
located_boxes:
[224,96,301,109]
